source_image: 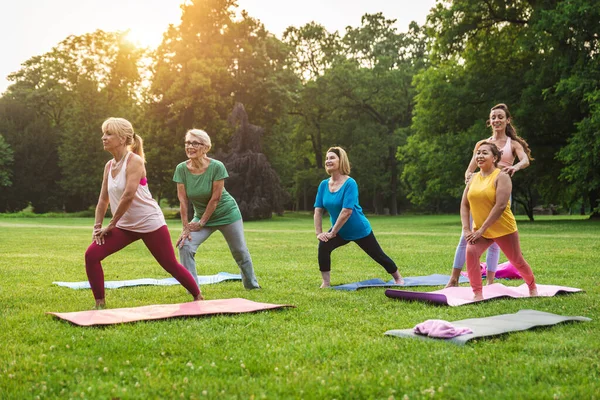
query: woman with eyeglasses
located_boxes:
[173,129,260,289]
[85,118,202,309]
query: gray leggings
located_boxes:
[178,219,260,289]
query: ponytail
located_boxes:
[131,133,145,163]
[505,123,533,161]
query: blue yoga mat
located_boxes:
[331,274,469,291]
[53,272,242,290]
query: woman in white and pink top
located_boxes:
[446,104,533,288]
[85,118,202,309]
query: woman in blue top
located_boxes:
[314,147,404,288]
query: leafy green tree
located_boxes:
[0,134,14,188]
[407,0,600,219]
[3,30,145,212]
[146,0,296,207]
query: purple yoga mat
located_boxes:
[385,283,582,306]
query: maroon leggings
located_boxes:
[84,225,200,300]
[466,231,536,295]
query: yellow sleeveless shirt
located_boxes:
[467,168,517,238]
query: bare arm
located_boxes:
[92,162,111,242]
[502,141,530,176]
[314,207,324,237]
[196,179,224,227]
[460,180,472,234]
[176,183,191,248]
[466,173,512,243]
[464,141,485,183]
[331,209,352,236]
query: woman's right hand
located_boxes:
[188,221,204,232]
[92,225,102,242]
[176,227,191,248]
[317,232,334,242]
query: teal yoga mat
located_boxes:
[53,272,241,289]
[332,274,469,291]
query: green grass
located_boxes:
[0,213,599,399]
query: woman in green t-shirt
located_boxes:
[173,129,260,290]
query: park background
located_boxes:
[0,0,598,220]
[0,1,599,399]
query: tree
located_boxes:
[2,30,145,212]
[407,0,600,219]
[0,134,14,188]
[215,103,288,219]
[146,0,296,206]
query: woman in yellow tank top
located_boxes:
[461,142,537,301]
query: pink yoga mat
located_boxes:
[48,298,295,326]
[385,283,582,306]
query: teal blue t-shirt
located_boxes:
[173,159,241,226]
[314,177,371,240]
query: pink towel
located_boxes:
[460,261,523,280]
[413,319,473,338]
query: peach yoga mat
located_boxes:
[49,298,295,326]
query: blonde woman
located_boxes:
[85,118,202,309]
[314,147,403,288]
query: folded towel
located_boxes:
[413,319,473,338]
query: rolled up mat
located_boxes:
[385,283,583,306]
[385,309,591,345]
[48,298,295,326]
[332,274,469,291]
[53,272,242,290]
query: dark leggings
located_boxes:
[84,225,200,300]
[318,231,398,273]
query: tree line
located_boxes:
[0,0,598,219]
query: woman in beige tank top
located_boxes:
[84,118,202,309]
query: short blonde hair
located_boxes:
[102,117,145,162]
[326,146,351,175]
[186,129,212,152]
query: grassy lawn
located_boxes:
[0,213,598,399]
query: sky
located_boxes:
[0,0,437,94]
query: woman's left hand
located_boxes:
[317,232,335,242]
[502,165,519,177]
[94,224,114,245]
[188,222,204,232]
[465,229,483,244]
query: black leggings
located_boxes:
[318,231,398,274]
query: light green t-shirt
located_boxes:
[173,159,241,226]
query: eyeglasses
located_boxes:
[184,141,204,149]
